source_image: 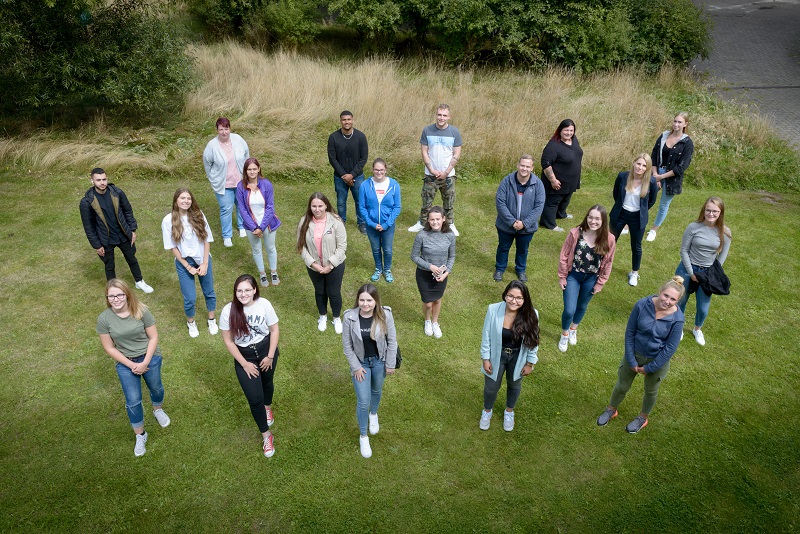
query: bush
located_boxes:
[0,0,195,119]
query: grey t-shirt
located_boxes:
[96,307,161,359]
[420,123,462,177]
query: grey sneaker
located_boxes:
[153,408,171,428]
[134,431,148,457]
[271,272,280,286]
[479,410,492,430]
[493,271,503,282]
[596,407,618,426]
[626,415,649,434]
[503,410,515,432]
[516,271,528,282]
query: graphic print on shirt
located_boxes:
[237,313,270,345]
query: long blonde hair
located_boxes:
[352,284,387,340]
[696,196,732,253]
[626,153,652,198]
[171,189,208,245]
[105,278,147,320]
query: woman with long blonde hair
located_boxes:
[161,188,217,338]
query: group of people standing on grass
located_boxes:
[81,105,731,460]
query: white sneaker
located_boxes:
[558,334,569,352]
[208,318,219,336]
[503,410,515,432]
[552,226,565,232]
[223,238,233,247]
[368,412,379,435]
[565,214,574,219]
[259,273,269,287]
[568,328,577,346]
[628,272,639,287]
[450,223,460,237]
[408,221,424,232]
[153,408,171,428]
[187,320,199,338]
[359,435,372,458]
[239,228,247,238]
[479,409,492,430]
[134,431,148,457]
[692,329,706,346]
[135,280,154,293]
[424,320,433,336]
[681,331,684,341]
[317,315,328,332]
[621,226,629,235]
[646,229,657,242]
[432,322,442,339]
[332,317,343,335]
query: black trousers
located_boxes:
[99,239,143,281]
[235,337,279,433]
[539,191,574,229]
[306,262,345,317]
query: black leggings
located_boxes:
[234,336,279,433]
[306,262,345,317]
[611,209,645,271]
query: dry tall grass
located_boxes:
[0,41,789,184]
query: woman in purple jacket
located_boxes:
[237,158,282,287]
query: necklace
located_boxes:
[342,130,354,140]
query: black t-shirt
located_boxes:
[359,315,379,357]
[502,327,522,350]
[96,190,125,245]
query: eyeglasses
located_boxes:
[236,288,256,295]
[705,209,721,215]
[373,169,386,173]
[505,294,525,303]
[107,294,126,301]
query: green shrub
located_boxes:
[254,0,321,45]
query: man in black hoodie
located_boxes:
[79,168,154,292]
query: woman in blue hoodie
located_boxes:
[596,275,685,434]
[359,158,402,283]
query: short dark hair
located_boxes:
[215,117,231,129]
[340,110,353,118]
[90,167,105,177]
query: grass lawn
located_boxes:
[1,165,798,532]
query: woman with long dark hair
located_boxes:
[557,205,616,352]
[236,157,282,287]
[96,279,170,457]
[161,188,217,338]
[297,192,347,333]
[540,119,583,231]
[479,280,540,432]
[342,283,398,458]
[219,274,280,458]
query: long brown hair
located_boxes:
[578,204,612,256]
[423,206,452,233]
[626,153,652,198]
[502,280,539,350]
[170,189,208,245]
[229,274,260,340]
[243,157,262,186]
[105,278,147,321]
[352,283,387,340]
[695,196,731,253]
[296,192,338,254]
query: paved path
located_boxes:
[691,0,800,149]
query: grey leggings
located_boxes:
[483,350,523,410]
[609,354,670,415]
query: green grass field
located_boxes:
[1,162,798,531]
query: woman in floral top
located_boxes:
[557,205,617,352]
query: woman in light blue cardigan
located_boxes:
[480,280,540,432]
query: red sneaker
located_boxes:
[262,433,275,458]
[265,405,275,428]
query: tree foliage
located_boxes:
[0,0,195,119]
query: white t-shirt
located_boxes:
[248,189,266,226]
[372,178,388,204]
[622,185,642,213]
[162,213,214,263]
[219,297,279,346]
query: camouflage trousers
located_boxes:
[419,174,456,224]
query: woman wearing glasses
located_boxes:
[675,197,731,346]
[220,274,280,458]
[96,279,170,457]
[358,158,402,283]
[479,280,540,432]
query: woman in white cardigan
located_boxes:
[202,117,250,246]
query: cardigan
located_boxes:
[236,178,282,233]
[609,171,659,230]
[557,227,617,293]
[342,306,398,373]
[298,214,347,268]
[480,301,539,382]
[202,134,250,194]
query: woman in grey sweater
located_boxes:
[675,197,732,346]
[411,206,456,339]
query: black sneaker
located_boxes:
[516,271,528,282]
[358,224,367,235]
[493,271,503,282]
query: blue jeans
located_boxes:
[176,256,216,318]
[365,224,396,271]
[214,187,244,239]
[334,174,365,225]
[561,271,598,330]
[352,355,386,436]
[675,262,712,327]
[115,354,165,428]
[483,349,523,410]
[653,167,674,227]
[495,228,535,273]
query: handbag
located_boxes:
[384,333,402,369]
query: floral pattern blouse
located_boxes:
[571,231,602,274]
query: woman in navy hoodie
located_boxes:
[236,158,282,287]
[358,158,401,283]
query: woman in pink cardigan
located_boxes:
[557,204,616,352]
